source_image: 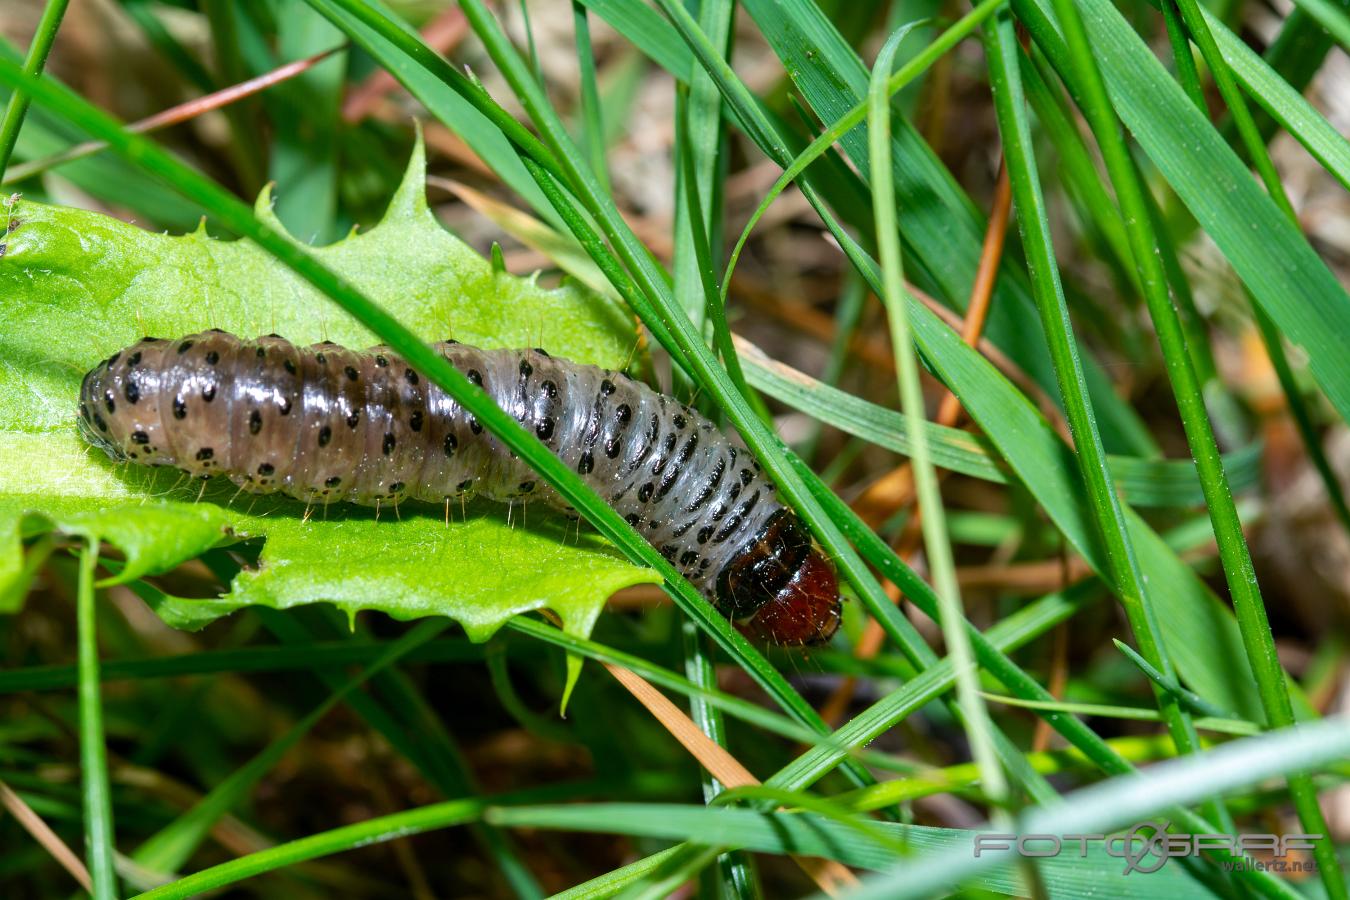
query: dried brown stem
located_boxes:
[0,777,93,891]
[602,662,858,895]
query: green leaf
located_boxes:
[0,142,659,656]
[0,497,232,612]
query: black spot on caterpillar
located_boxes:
[77,332,841,644]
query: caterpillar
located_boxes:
[77,331,841,644]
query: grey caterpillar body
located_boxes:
[78,331,841,644]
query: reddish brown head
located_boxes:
[714,509,842,646]
[739,548,841,644]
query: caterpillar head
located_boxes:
[716,509,842,646]
[78,338,173,465]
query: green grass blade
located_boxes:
[1015,0,1350,428]
[551,847,686,900]
[1161,0,1205,109]
[305,0,567,230]
[1019,50,1138,300]
[616,845,721,900]
[673,99,760,416]
[1252,306,1350,534]
[1112,639,1238,721]
[739,338,1263,507]
[870,22,1008,814]
[1024,39,1225,410]
[719,3,999,299]
[497,801,911,868]
[983,12,1217,824]
[850,715,1350,899]
[516,0,545,86]
[1170,1,1350,541]
[979,694,1260,736]
[798,272,867,464]
[1209,0,1350,194]
[682,623,760,898]
[1139,0,1344,887]
[1173,0,1297,224]
[77,541,118,899]
[128,799,484,900]
[570,1,609,193]
[736,0,1155,457]
[1274,0,1350,75]
[838,733,1215,812]
[0,636,480,692]
[0,0,70,177]
[671,0,731,331]
[579,0,692,75]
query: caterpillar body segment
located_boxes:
[78,331,842,644]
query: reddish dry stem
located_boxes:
[852,162,1015,524]
[2,46,345,185]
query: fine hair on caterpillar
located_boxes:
[78,331,842,645]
